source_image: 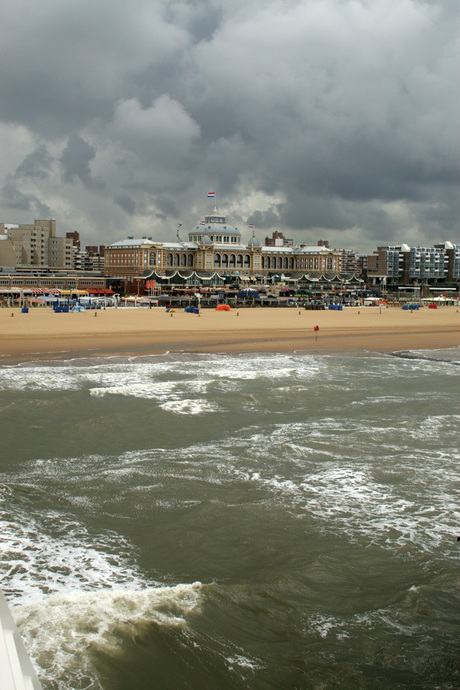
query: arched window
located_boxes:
[277,257,282,269]
[272,257,277,269]
[214,254,221,267]
[188,254,194,267]
[289,258,294,269]
[173,253,180,267]
[283,257,288,269]
[149,252,156,265]
[237,254,243,268]
[180,254,187,267]
[222,254,228,268]
[244,255,250,268]
[229,254,236,268]
[166,253,172,266]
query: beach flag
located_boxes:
[207,192,215,198]
[249,224,254,229]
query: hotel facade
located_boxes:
[104,208,341,286]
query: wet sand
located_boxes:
[0,305,458,363]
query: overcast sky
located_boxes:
[1,0,458,253]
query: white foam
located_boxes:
[89,380,179,399]
[13,583,202,689]
[159,399,219,415]
[0,492,147,603]
[0,351,328,396]
[202,418,460,557]
[226,653,264,671]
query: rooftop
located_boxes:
[109,238,156,248]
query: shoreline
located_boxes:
[0,305,458,364]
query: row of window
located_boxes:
[214,254,251,268]
[107,250,335,272]
[0,279,105,287]
[262,256,334,270]
[190,235,239,243]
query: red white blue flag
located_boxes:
[249,224,254,229]
[207,192,215,198]
[200,221,206,225]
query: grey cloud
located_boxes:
[201,135,256,193]
[0,1,189,137]
[282,196,352,232]
[247,208,281,230]
[15,145,54,180]
[60,135,104,189]
[115,193,137,215]
[1,176,53,217]
[0,0,458,250]
[191,0,459,202]
[165,0,223,42]
[154,196,179,217]
[111,96,200,162]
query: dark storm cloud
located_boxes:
[0,0,458,251]
[154,196,179,218]
[115,193,137,216]
[60,135,104,189]
[15,146,54,180]
[0,0,189,137]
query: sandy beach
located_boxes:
[0,304,459,363]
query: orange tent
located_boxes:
[216,304,231,311]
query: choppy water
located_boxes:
[0,348,459,689]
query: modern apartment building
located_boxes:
[367,242,460,285]
[66,232,105,272]
[0,219,73,270]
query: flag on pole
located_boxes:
[177,223,182,227]
[249,224,254,229]
[207,192,215,198]
[200,221,206,226]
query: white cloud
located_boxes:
[111,96,200,156]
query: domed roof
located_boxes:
[190,207,241,243]
[200,208,240,236]
[201,221,240,236]
[248,231,260,247]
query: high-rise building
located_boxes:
[367,243,459,286]
[0,219,73,269]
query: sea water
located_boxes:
[0,349,459,689]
